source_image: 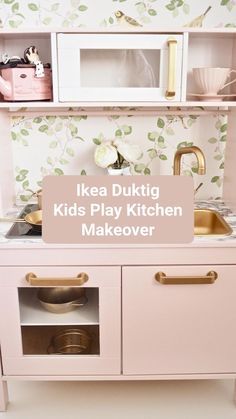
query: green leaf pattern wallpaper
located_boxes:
[0,0,235,28]
[1,0,232,202]
[11,114,227,203]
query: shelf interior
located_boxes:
[0,34,51,65]
[19,287,99,325]
[21,325,100,355]
[187,33,236,98]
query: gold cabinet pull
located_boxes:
[25,272,89,286]
[165,37,177,100]
[155,271,218,285]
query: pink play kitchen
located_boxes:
[1,28,236,411]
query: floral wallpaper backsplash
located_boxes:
[2,1,231,204]
[0,0,236,29]
[11,114,227,203]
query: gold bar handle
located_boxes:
[165,37,177,100]
[25,272,89,286]
[155,271,218,285]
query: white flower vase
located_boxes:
[107,166,131,176]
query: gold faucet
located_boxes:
[173,146,206,175]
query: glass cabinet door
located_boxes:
[58,34,184,102]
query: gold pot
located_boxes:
[37,287,87,314]
[47,328,92,354]
[0,210,42,232]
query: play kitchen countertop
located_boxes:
[0,201,236,251]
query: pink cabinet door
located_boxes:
[0,266,121,376]
[122,265,236,375]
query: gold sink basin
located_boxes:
[194,209,232,236]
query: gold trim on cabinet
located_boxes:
[155,271,218,285]
[165,37,178,100]
[25,272,89,286]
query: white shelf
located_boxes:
[2,101,236,111]
[0,28,236,35]
[0,30,235,112]
[19,288,99,326]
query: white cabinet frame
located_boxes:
[57,34,184,102]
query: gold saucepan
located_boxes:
[0,210,42,231]
[37,287,88,314]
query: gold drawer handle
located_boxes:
[25,272,89,286]
[155,271,218,285]
[165,37,177,100]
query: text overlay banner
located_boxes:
[42,175,194,244]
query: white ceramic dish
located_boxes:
[187,93,236,101]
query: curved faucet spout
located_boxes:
[173,146,206,176]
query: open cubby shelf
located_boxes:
[0,29,235,108]
[21,325,100,355]
[19,288,99,326]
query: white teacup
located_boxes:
[192,67,236,95]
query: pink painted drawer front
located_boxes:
[122,265,236,375]
[0,266,121,376]
[0,67,52,101]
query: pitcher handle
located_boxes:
[221,70,236,90]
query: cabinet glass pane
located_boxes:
[80,49,160,88]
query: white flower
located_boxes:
[94,143,118,168]
[115,140,142,163]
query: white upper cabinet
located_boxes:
[57,34,184,102]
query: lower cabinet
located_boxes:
[1,264,236,378]
[122,265,236,375]
[0,266,121,375]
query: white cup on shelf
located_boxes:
[192,67,236,95]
